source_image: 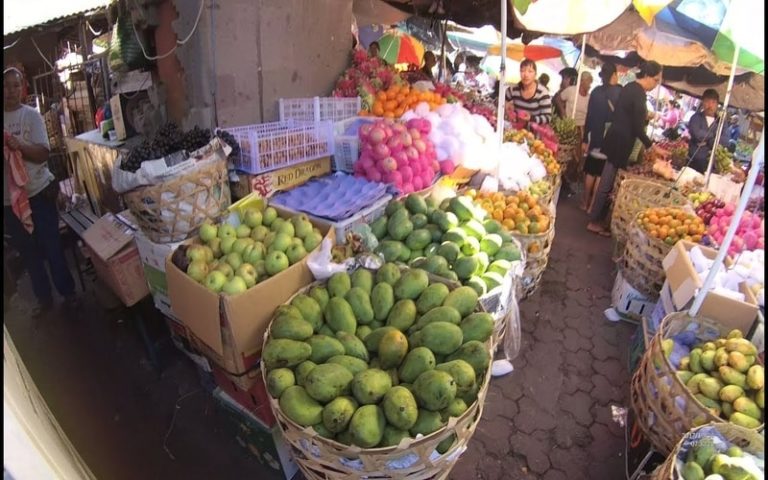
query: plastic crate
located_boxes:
[223,120,334,174]
[278,96,361,123]
[332,116,377,172]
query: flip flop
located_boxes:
[587,226,611,237]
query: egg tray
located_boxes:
[270,173,391,221]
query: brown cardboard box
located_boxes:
[231,157,331,200]
[82,211,149,307]
[662,240,758,334]
[166,207,334,375]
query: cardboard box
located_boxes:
[661,241,758,334]
[211,365,275,427]
[231,156,331,200]
[166,206,334,375]
[82,211,149,307]
[212,388,298,480]
[133,230,184,316]
[611,270,656,322]
[163,315,212,373]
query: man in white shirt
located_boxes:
[560,71,593,127]
[4,68,78,316]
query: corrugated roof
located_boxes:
[4,0,113,36]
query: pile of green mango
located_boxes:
[679,438,762,480]
[262,265,493,451]
[370,193,522,298]
[669,329,764,429]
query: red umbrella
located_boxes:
[487,43,562,61]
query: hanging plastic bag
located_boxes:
[307,238,348,280]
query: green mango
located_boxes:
[404,193,428,215]
[279,386,323,426]
[420,322,463,356]
[378,329,409,370]
[719,385,745,403]
[377,240,404,262]
[747,365,764,390]
[349,405,386,448]
[386,299,418,332]
[351,369,392,405]
[416,283,451,314]
[410,306,462,332]
[304,363,354,403]
[681,461,705,480]
[356,325,372,342]
[322,396,358,433]
[446,340,491,375]
[398,347,436,384]
[406,229,433,251]
[375,262,401,285]
[335,331,370,361]
[326,355,369,376]
[382,386,418,430]
[270,315,314,341]
[699,377,724,401]
[719,366,747,389]
[413,370,457,411]
[436,360,476,396]
[733,397,761,420]
[351,269,374,295]
[442,286,479,317]
[263,338,312,369]
[436,241,461,264]
[306,335,345,364]
[689,348,703,373]
[411,213,428,229]
[290,294,324,332]
[371,282,395,322]
[266,368,295,398]
[409,409,445,437]
[436,434,457,454]
[379,425,411,447]
[440,398,468,421]
[294,361,316,386]
[460,312,495,343]
[344,287,374,325]
[370,216,388,240]
[364,326,398,353]
[729,412,761,428]
[393,269,430,300]
[385,199,404,216]
[312,422,335,440]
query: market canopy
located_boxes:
[512,0,632,35]
[3,0,113,35]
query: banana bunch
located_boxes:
[714,145,734,174]
[550,116,580,146]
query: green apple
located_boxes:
[186,260,209,283]
[199,221,218,242]
[218,223,237,240]
[235,263,258,287]
[204,270,227,292]
[303,231,323,252]
[285,243,307,265]
[246,242,266,264]
[243,208,263,228]
[186,244,208,263]
[264,232,276,249]
[291,237,304,248]
[251,225,270,242]
[220,237,237,255]
[222,275,248,295]
[294,219,313,239]
[269,233,292,253]
[241,245,254,264]
[265,250,289,276]
[275,221,295,237]
[263,207,278,226]
[253,260,267,278]
[232,238,253,255]
[208,238,222,258]
[235,224,252,238]
[215,263,235,279]
[225,252,243,270]
[270,217,286,233]
[201,245,214,263]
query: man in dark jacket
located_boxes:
[687,88,729,173]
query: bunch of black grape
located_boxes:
[215,128,241,159]
[180,126,212,152]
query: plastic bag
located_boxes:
[307,238,348,280]
[499,259,524,363]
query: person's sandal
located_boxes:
[586,225,611,237]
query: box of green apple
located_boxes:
[371,193,524,310]
[166,197,334,375]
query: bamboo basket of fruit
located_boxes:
[651,422,764,479]
[610,178,689,256]
[620,208,705,299]
[260,265,495,480]
[630,311,764,456]
[513,221,556,300]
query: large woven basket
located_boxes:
[630,311,765,456]
[619,220,674,300]
[122,159,230,243]
[261,269,494,480]
[651,423,765,479]
[610,178,688,252]
[555,143,577,166]
[512,220,555,300]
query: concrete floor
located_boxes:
[5,193,635,480]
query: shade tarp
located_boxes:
[513,0,632,35]
[354,0,411,28]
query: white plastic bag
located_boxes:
[307,238,348,280]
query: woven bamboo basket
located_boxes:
[260,268,494,480]
[555,143,577,166]
[610,178,688,250]
[619,220,674,300]
[630,311,765,456]
[651,423,765,479]
[122,159,230,243]
[512,220,555,300]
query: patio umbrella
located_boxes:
[512,0,632,35]
[487,43,562,61]
[378,31,426,66]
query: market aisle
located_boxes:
[449,194,636,480]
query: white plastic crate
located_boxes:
[333,116,377,173]
[223,120,334,174]
[278,194,391,245]
[278,97,361,123]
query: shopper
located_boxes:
[659,99,681,130]
[538,73,550,92]
[4,67,78,316]
[586,61,668,236]
[368,41,380,58]
[687,88,728,174]
[581,62,622,212]
[507,59,552,124]
[420,51,437,83]
[553,67,578,118]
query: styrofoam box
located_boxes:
[612,270,656,320]
[277,194,391,245]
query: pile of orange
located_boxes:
[504,129,560,177]
[468,189,552,235]
[638,207,705,245]
[360,84,447,118]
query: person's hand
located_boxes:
[5,135,21,151]
[582,143,589,156]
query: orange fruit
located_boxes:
[504,207,516,219]
[502,219,515,230]
[492,210,504,222]
[376,91,387,101]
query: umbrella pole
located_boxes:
[705,43,741,187]
[495,0,508,156]
[439,19,447,83]
[570,34,587,120]
[689,129,764,317]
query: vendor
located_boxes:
[368,41,380,58]
[506,59,552,124]
[687,88,728,174]
[3,67,79,316]
[587,61,669,236]
[420,51,437,83]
